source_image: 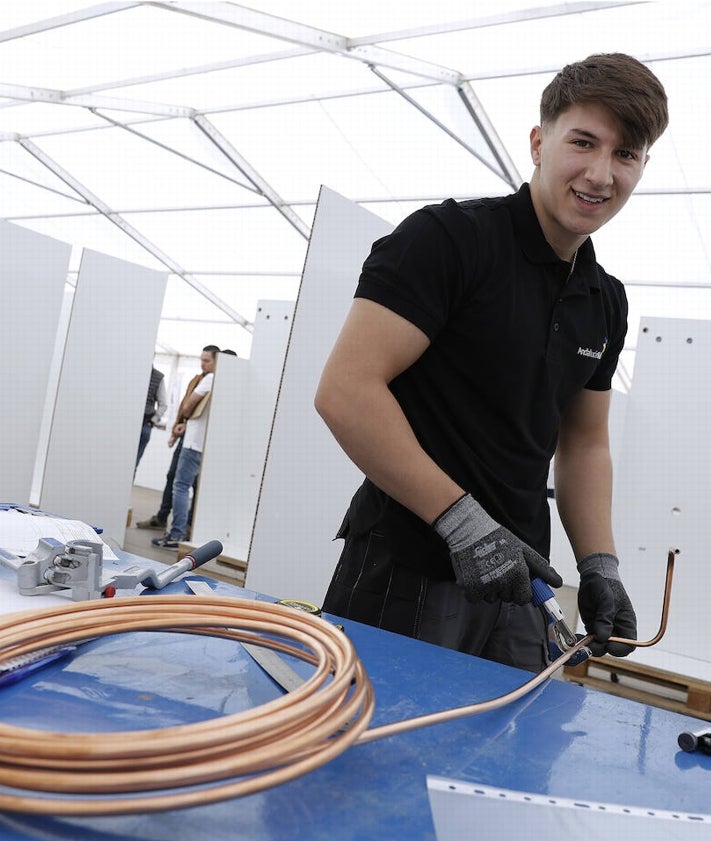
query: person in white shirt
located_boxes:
[152,345,219,548]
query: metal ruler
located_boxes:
[184,579,306,693]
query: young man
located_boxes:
[137,346,219,535]
[315,54,668,673]
[152,345,220,549]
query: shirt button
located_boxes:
[553,322,560,331]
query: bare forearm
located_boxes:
[315,378,462,524]
[554,442,616,562]
[316,299,464,524]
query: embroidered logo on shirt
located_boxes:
[577,337,608,360]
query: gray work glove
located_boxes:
[433,493,562,605]
[577,552,636,657]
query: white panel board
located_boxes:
[40,250,166,545]
[247,187,393,603]
[0,221,70,503]
[132,424,174,492]
[193,302,293,557]
[427,776,711,840]
[612,317,711,680]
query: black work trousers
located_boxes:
[322,527,549,674]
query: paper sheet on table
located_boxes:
[0,509,118,560]
[427,776,711,841]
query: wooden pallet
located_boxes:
[177,542,247,587]
[564,656,711,721]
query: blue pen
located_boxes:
[0,645,77,687]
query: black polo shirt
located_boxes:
[344,183,627,578]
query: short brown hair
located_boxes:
[540,53,668,149]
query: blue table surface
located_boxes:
[0,557,707,840]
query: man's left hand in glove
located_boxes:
[577,552,637,657]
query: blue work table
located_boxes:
[0,565,708,840]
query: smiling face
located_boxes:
[529,101,649,260]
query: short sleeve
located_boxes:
[355,201,477,340]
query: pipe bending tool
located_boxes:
[0,538,223,601]
[531,577,591,666]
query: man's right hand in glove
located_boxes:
[433,493,562,604]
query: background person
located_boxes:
[152,345,219,549]
[134,366,167,477]
[137,345,219,538]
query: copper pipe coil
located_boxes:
[0,549,677,816]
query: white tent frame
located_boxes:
[0,1,709,357]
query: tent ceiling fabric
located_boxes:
[1,1,709,359]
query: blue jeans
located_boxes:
[134,421,152,475]
[169,447,202,539]
[157,437,197,524]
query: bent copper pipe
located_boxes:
[607,547,677,649]
[358,548,678,745]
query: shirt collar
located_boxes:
[509,183,601,292]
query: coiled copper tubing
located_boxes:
[0,549,677,815]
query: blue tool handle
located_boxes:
[185,540,223,569]
[530,577,554,607]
